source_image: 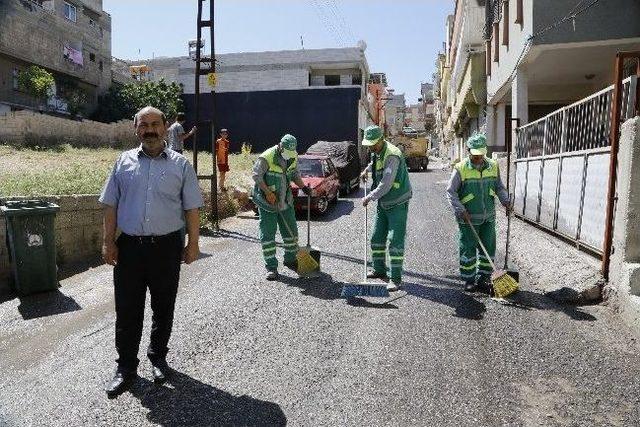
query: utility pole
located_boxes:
[193,0,219,231]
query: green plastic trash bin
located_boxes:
[1,200,60,296]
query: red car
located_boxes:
[291,155,340,214]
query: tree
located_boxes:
[64,88,89,117]
[92,79,185,123]
[17,66,55,108]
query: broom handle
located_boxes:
[307,192,311,247]
[277,197,297,247]
[363,182,368,281]
[465,218,497,271]
[504,195,512,270]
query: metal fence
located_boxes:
[514,76,638,254]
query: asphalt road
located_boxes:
[1,159,640,426]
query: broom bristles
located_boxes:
[296,249,319,274]
[341,283,390,298]
[492,271,519,298]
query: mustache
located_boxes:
[143,133,159,138]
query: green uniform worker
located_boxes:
[252,134,311,281]
[446,134,511,292]
[361,125,413,291]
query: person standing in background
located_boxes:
[167,113,196,154]
[217,128,230,191]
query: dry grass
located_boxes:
[0,145,256,197]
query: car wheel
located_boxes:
[316,196,329,215]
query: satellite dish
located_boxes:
[357,40,367,51]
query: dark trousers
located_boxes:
[114,231,182,373]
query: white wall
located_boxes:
[487,0,534,104]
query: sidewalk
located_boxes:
[494,210,603,305]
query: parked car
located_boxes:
[402,127,419,138]
[305,141,361,195]
[290,155,340,215]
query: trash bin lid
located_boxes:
[0,200,60,217]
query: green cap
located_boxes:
[467,133,488,156]
[362,125,383,146]
[280,134,297,151]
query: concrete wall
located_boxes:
[607,116,640,334]
[182,87,362,154]
[533,0,640,45]
[180,67,312,94]
[0,110,137,148]
[138,47,368,96]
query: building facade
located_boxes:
[0,0,112,116]
[131,45,372,154]
[434,0,487,161]
[484,0,640,156]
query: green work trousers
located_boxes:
[259,206,299,272]
[458,220,496,282]
[371,202,409,282]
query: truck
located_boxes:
[393,131,430,172]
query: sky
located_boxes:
[103,0,453,104]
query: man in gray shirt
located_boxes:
[100,106,204,398]
[166,112,196,154]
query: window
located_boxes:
[99,60,103,71]
[503,1,509,46]
[486,40,492,76]
[352,73,362,86]
[493,23,500,62]
[64,2,77,22]
[515,0,523,25]
[324,75,340,86]
[89,52,95,62]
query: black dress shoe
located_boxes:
[366,271,389,281]
[105,370,135,398]
[152,363,171,384]
[464,280,478,292]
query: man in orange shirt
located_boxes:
[216,128,230,191]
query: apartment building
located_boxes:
[484,0,640,153]
[0,0,112,116]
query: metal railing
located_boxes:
[514,76,638,255]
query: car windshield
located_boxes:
[298,158,323,177]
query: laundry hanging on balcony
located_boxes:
[63,45,83,66]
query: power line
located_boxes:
[531,0,602,38]
[325,0,356,45]
[487,0,603,99]
[308,0,347,47]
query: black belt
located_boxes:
[120,230,181,245]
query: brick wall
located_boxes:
[0,111,137,148]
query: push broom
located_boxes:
[341,184,390,298]
[466,218,519,299]
[278,200,319,276]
